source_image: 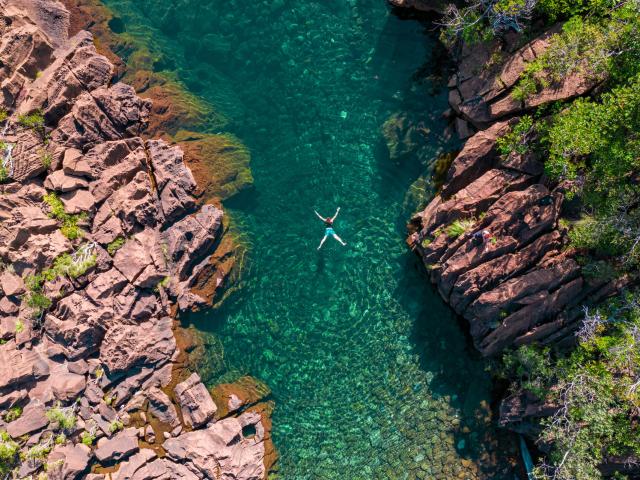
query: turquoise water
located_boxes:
[101,1,511,478]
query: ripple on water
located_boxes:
[101,0,512,478]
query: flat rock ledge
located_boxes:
[0,0,271,478]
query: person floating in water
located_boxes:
[314,207,347,250]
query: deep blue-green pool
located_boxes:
[100,1,509,478]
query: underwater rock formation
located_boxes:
[0,0,273,477]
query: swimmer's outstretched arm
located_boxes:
[331,207,341,221]
[314,210,326,222]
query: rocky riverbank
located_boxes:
[0,0,273,478]
[393,0,630,443]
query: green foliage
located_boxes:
[25,442,52,462]
[0,431,20,475]
[535,0,616,22]
[80,431,95,446]
[513,8,640,101]
[14,319,24,334]
[25,292,52,317]
[52,252,96,279]
[0,108,7,123]
[505,292,640,479]
[3,406,22,422]
[46,404,76,432]
[446,218,475,238]
[107,237,126,256]
[43,192,86,240]
[503,345,553,398]
[497,115,534,155]
[0,165,7,183]
[54,434,66,445]
[17,110,45,133]
[108,420,123,433]
[40,151,52,169]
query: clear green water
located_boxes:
[101,1,510,478]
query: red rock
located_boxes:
[174,373,217,428]
[94,427,139,464]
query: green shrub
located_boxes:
[108,420,123,433]
[80,431,95,446]
[14,319,24,334]
[0,108,7,123]
[504,292,640,479]
[106,237,126,256]
[17,110,45,132]
[40,151,52,169]
[0,431,20,475]
[446,219,476,238]
[536,0,618,22]
[43,192,86,240]
[3,406,22,422]
[25,292,52,317]
[497,115,534,155]
[46,404,76,431]
[25,442,52,462]
[53,252,96,279]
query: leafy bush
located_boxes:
[53,252,96,279]
[46,404,76,431]
[446,218,476,238]
[513,7,640,101]
[43,192,86,240]
[0,108,7,123]
[536,0,617,22]
[80,431,95,446]
[502,345,553,398]
[107,237,126,256]
[3,406,22,422]
[0,431,20,475]
[108,420,123,433]
[17,110,45,133]
[504,292,640,480]
[14,319,24,334]
[40,151,52,169]
[25,292,52,317]
[497,116,534,155]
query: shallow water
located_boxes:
[101,1,510,478]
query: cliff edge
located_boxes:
[0,0,273,478]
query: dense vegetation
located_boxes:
[445,1,640,478]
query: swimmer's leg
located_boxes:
[332,234,347,246]
[317,235,328,250]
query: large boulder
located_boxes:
[163,412,267,480]
[174,373,217,428]
[46,443,92,480]
[94,427,139,464]
[99,317,176,379]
